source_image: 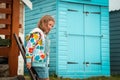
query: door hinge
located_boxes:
[91,12,101,14]
[91,62,102,65]
[83,62,102,65]
[83,11,101,16]
[67,62,78,64]
[68,9,78,12]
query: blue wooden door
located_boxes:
[66,3,102,76]
[84,5,102,75]
[66,3,84,75]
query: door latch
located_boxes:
[83,62,89,67]
[83,11,89,16]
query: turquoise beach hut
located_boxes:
[25,0,110,79]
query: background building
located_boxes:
[110,10,120,75]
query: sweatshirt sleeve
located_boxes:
[25,32,41,63]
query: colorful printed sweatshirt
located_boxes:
[25,28,49,67]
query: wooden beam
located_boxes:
[0,47,9,57]
[0,19,11,24]
[6,4,12,38]
[0,28,10,35]
[0,8,11,14]
[0,0,12,4]
[9,0,20,77]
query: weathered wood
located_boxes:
[0,19,11,24]
[0,0,12,4]
[0,47,9,57]
[9,0,20,77]
[0,8,11,14]
[5,4,12,38]
[0,0,20,77]
[0,29,10,35]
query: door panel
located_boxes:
[84,37,101,71]
[84,5,101,35]
[66,4,102,75]
[66,3,84,73]
[84,5,101,72]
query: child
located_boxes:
[25,15,55,80]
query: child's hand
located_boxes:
[26,62,31,69]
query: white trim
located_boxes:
[22,0,32,10]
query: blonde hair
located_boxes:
[38,15,55,31]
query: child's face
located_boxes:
[44,20,54,34]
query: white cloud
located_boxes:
[109,0,120,11]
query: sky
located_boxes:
[109,0,120,11]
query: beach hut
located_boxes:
[25,0,110,79]
[110,10,120,75]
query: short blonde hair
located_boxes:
[38,15,55,30]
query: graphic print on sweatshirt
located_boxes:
[26,32,46,63]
